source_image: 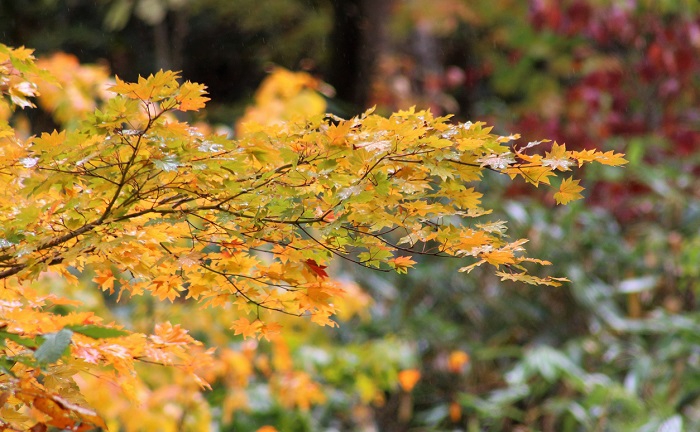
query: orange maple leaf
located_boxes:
[151,322,196,346]
[258,322,283,341]
[92,269,116,294]
[231,318,262,339]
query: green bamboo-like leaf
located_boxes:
[66,325,129,339]
[0,330,39,348]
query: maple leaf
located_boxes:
[568,149,599,167]
[477,152,515,170]
[389,256,417,274]
[326,120,353,145]
[569,149,628,167]
[231,318,262,339]
[110,75,151,100]
[496,271,569,286]
[31,130,67,152]
[258,322,283,341]
[595,150,628,166]
[456,137,485,151]
[450,187,483,209]
[455,230,491,252]
[175,81,209,112]
[92,268,116,294]
[305,259,329,279]
[8,45,35,61]
[481,249,516,267]
[110,70,180,102]
[310,310,338,327]
[151,322,196,346]
[554,177,584,205]
[506,165,556,187]
[496,133,520,143]
[542,142,575,171]
[150,275,184,302]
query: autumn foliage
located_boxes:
[0,44,625,429]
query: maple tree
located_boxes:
[0,43,626,429]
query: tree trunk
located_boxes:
[327,0,393,110]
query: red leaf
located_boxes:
[305,259,328,279]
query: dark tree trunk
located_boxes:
[152,8,189,73]
[327,0,393,110]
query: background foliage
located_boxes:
[1,0,699,431]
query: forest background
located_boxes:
[1,0,699,431]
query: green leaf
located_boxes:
[0,356,17,376]
[34,329,73,365]
[153,155,181,172]
[66,325,129,339]
[0,330,40,348]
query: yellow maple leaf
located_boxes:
[389,255,417,274]
[596,150,628,166]
[456,137,484,151]
[496,271,569,286]
[175,81,209,112]
[9,46,35,61]
[110,76,151,100]
[309,309,338,327]
[455,230,490,252]
[569,149,628,167]
[147,70,179,92]
[545,142,567,158]
[516,152,543,164]
[506,165,556,187]
[326,120,353,146]
[542,142,574,171]
[554,177,584,205]
[568,149,598,167]
[482,249,516,266]
[32,130,66,151]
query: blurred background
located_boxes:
[2,0,700,430]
